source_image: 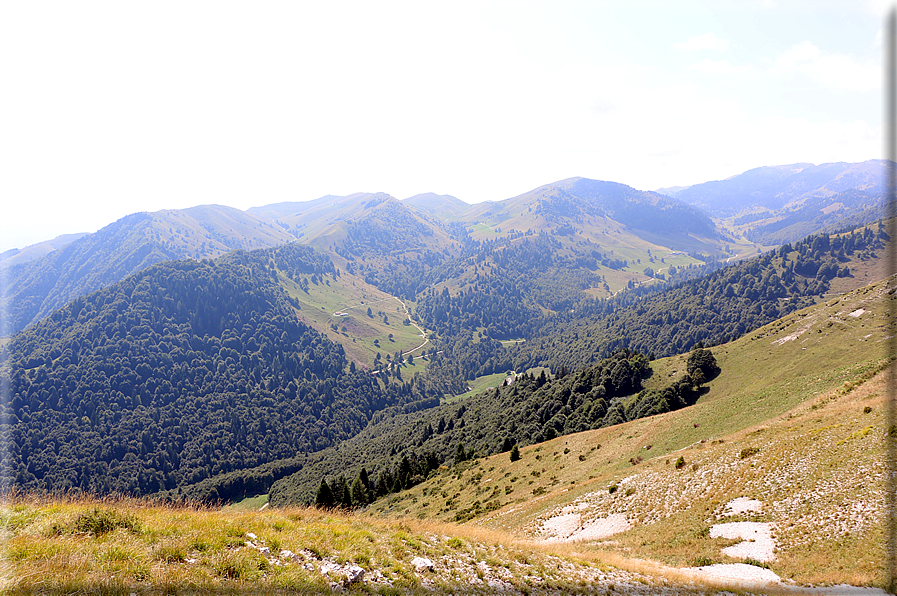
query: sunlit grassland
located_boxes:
[278,268,428,368]
[0,497,704,595]
[444,367,550,403]
[222,494,269,512]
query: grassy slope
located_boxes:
[2,498,730,595]
[278,268,430,369]
[462,221,717,297]
[371,275,897,588]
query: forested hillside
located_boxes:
[1,206,293,335]
[510,223,888,371]
[265,346,721,507]
[0,244,437,497]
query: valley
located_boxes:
[1,161,894,593]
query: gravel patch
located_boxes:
[710,521,776,562]
[683,563,780,586]
[540,512,631,542]
[723,497,762,516]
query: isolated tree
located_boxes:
[510,444,520,462]
[686,347,720,381]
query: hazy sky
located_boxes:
[1,1,888,252]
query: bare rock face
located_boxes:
[411,556,434,572]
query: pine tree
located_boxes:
[456,443,468,463]
[510,444,520,462]
[351,475,369,506]
[315,478,335,508]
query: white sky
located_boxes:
[0,0,889,252]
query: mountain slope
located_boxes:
[370,273,896,588]
[1,205,294,335]
[0,232,89,267]
[258,221,891,509]
[462,177,724,248]
[670,161,891,244]
[512,221,889,371]
[249,193,457,255]
[403,192,470,220]
[0,243,436,496]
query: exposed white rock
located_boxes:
[320,561,343,576]
[343,564,365,584]
[411,556,434,572]
[684,563,781,587]
[540,512,631,542]
[723,497,763,516]
[245,532,257,540]
[710,521,776,562]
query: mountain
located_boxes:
[167,220,889,507]
[461,177,722,246]
[0,233,89,267]
[0,243,438,496]
[402,192,470,220]
[664,163,813,208]
[667,161,891,241]
[1,205,294,336]
[248,193,457,254]
[512,221,890,371]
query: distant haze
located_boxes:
[1,2,884,252]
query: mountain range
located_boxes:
[1,159,893,591]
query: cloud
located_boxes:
[771,40,879,93]
[674,33,730,52]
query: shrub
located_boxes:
[608,484,618,494]
[675,456,686,469]
[67,508,139,536]
[691,556,713,567]
[740,447,761,459]
[864,406,873,414]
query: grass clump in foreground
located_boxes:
[0,493,726,595]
